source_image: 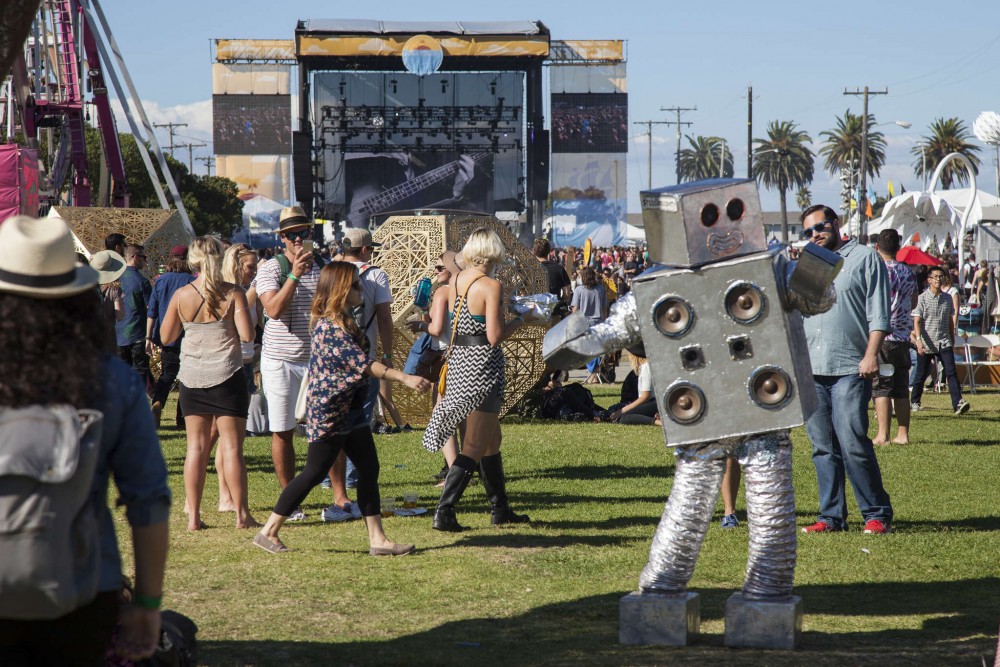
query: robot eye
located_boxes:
[700,203,720,227]
[726,198,745,222]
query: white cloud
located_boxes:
[110,98,212,146]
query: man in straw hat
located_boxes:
[90,249,126,323]
[256,206,327,520]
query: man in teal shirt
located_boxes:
[799,205,894,535]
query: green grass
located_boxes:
[114,385,1000,666]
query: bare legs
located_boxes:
[327,451,352,508]
[271,429,295,489]
[721,458,741,517]
[379,380,404,428]
[184,414,258,530]
[873,397,910,445]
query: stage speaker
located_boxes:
[531,129,549,201]
[293,130,313,210]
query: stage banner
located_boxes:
[550,63,627,94]
[297,35,548,59]
[211,63,290,95]
[229,193,285,249]
[215,39,295,62]
[549,40,624,62]
[0,144,39,222]
[216,155,291,205]
[548,153,626,247]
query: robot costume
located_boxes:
[543,179,842,645]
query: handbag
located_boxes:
[437,274,485,397]
[293,367,309,423]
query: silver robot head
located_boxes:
[638,178,767,268]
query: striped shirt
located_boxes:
[257,254,321,363]
[913,289,954,353]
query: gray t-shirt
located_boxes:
[571,284,606,325]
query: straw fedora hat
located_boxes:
[278,206,312,233]
[0,216,99,299]
[89,249,127,285]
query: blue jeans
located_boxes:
[806,374,893,528]
[910,350,962,410]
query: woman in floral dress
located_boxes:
[253,262,431,555]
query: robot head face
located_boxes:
[639,179,767,267]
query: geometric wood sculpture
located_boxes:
[371,211,547,425]
[49,206,192,282]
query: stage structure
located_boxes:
[371,211,547,425]
[293,20,550,240]
[547,40,628,247]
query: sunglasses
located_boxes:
[283,229,311,241]
[434,265,446,272]
[800,220,836,240]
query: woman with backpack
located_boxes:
[160,237,258,532]
[0,216,170,664]
[252,262,432,555]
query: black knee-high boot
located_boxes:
[433,454,476,532]
[479,452,530,525]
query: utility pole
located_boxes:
[844,86,888,241]
[175,142,206,173]
[718,138,727,177]
[746,84,758,178]
[660,105,696,184]
[153,122,187,154]
[196,156,214,176]
[633,119,671,189]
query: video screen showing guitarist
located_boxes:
[344,151,494,229]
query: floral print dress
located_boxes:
[306,319,369,443]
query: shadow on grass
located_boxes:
[527,463,675,481]
[196,579,999,666]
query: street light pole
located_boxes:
[844,86,889,242]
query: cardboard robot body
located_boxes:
[632,250,816,447]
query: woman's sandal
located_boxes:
[369,543,415,557]
[253,532,291,554]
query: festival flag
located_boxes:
[888,180,895,198]
[900,183,906,194]
[865,199,873,218]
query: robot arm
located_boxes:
[542,291,642,370]
[777,243,842,316]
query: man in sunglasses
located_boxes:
[799,205,894,535]
[256,207,324,519]
[117,244,152,393]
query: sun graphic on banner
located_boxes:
[402,34,443,76]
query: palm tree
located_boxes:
[753,120,814,243]
[678,135,733,181]
[795,186,811,211]
[818,109,887,179]
[912,117,981,189]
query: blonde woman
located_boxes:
[422,228,531,531]
[611,348,656,425]
[161,236,258,531]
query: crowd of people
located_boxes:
[1,198,992,661]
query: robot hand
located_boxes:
[542,292,642,369]
[779,244,842,316]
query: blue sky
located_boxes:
[99,0,1000,214]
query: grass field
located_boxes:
[114,384,1000,666]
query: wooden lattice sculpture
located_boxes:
[50,207,192,281]
[371,212,547,424]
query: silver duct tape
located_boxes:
[739,432,796,600]
[784,260,838,315]
[590,290,643,351]
[639,445,728,593]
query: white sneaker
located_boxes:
[910,403,921,412]
[287,508,307,522]
[321,504,354,523]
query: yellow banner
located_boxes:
[215,39,295,61]
[549,40,624,62]
[297,35,549,58]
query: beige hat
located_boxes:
[278,206,312,233]
[342,227,381,250]
[89,249,126,285]
[0,216,99,299]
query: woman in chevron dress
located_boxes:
[423,228,532,532]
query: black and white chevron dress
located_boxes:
[422,302,504,453]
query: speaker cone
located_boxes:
[749,367,792,409]
[664,383,706,425]
[653,296,695,338]
[725,282,766,324]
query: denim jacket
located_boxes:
[92,356,171,591]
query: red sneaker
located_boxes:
[802,521,838,533]
[863,519,891,534]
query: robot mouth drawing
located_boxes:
[707,229,745,256]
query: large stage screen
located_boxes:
[213,94,291,155]
[313,72,523,224]
[551,93,628,153]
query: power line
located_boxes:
[660,106,697,184]
[632,120,672,189]
[152,122,187,153]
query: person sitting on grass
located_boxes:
[609,347,657,425]
[253,262,432,556]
